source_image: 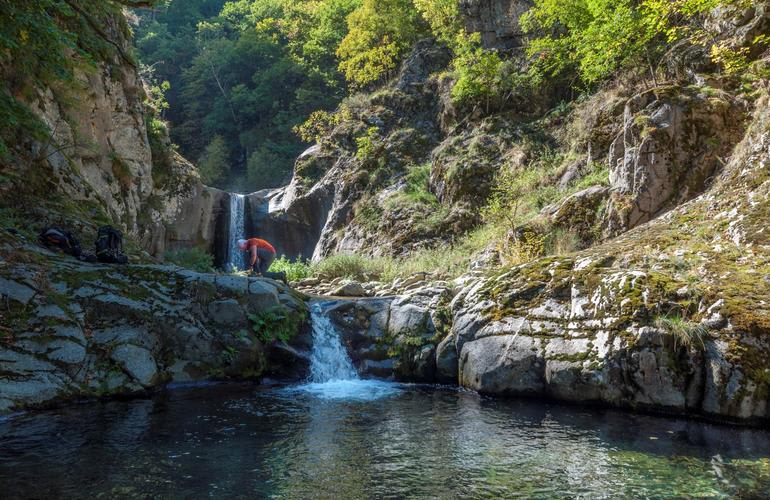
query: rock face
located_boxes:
[437,97,770,423]
[0,232,310,414]
[7,14,228,263]
[460,0,533,51]
[262,41,452,260]
[605,87,745,234]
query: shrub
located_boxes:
[293,110,340,143]
[269,255,311,282]
[336,0,428,88]
[249,306,307,344]
[164,247,215,273]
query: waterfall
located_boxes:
[227,193,245,270]
[288,301,399,401]
[308,302,359,382]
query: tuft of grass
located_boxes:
[164,247,214,273]
[654,315,708,350]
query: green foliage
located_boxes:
[521,0,657,86]
[268,255,311,282]
[522,0,755,89]
[135,0,357,190]
[164,247,215,272]
[246,146,290,189]
[355,126,386,167]
[248,305,305,344]
[413,0,462,45]
[336,0,428,88]
[309,253,379,281]
[450,33,504,106]
[197,135,230,185]
[293,110,340,143]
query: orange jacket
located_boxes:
[245,238,276,254]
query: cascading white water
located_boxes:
[227,193,245,270]
[308,302,359,383]
[292,301,400,400]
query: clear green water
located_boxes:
[1,383,769,499]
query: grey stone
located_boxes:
[216,275,249,295]
[459,335,545,394]
[435,334,458,383]
[111,345,158,387]
[208,299,246,326]
[0,349,58,373]
[333,281,368,297]
[45,340,87,365]
[0,277,36,304]
[389,304,431,336]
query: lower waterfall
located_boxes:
[292,301,399,400]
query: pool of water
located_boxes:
[1,382,769,499]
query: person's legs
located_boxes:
[256,248,275,274]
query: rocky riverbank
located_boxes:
[0,230,310,414]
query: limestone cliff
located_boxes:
[0,12,225,261]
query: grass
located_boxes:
[164,247,214,273]
[654,314,709,350]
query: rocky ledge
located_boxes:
[0,233,310,414]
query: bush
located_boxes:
[269,255,311,282]
[164,247,215,273]
[249,306,306,344]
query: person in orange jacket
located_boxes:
[237,237,276,275]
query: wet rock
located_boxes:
[45,340,87,365]
[435,334,459,383]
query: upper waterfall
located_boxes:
[227,193,246,270]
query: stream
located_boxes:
[1,303,769,498]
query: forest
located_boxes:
[131,0,759,191]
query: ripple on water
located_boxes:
[283,379,402,401]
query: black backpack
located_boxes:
[39,226,82,258]
[95,226,128,264]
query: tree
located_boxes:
[336,0,428,88]
[197,135,230,184]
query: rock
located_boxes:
[435,334,458,383]
[389,303,431,336]
[111,345,158,388]
[460,0,531,50]
[459,335,545,394]
[333,281,368,297]
[605,87,745,234]
[208,299,246,326]
[0,277,36,305]
[45,340,87,365]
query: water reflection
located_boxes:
[0,384,769,498]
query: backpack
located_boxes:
[38,227,82,258]
[95,226,128,264]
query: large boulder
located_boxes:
[605,87,745,234]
